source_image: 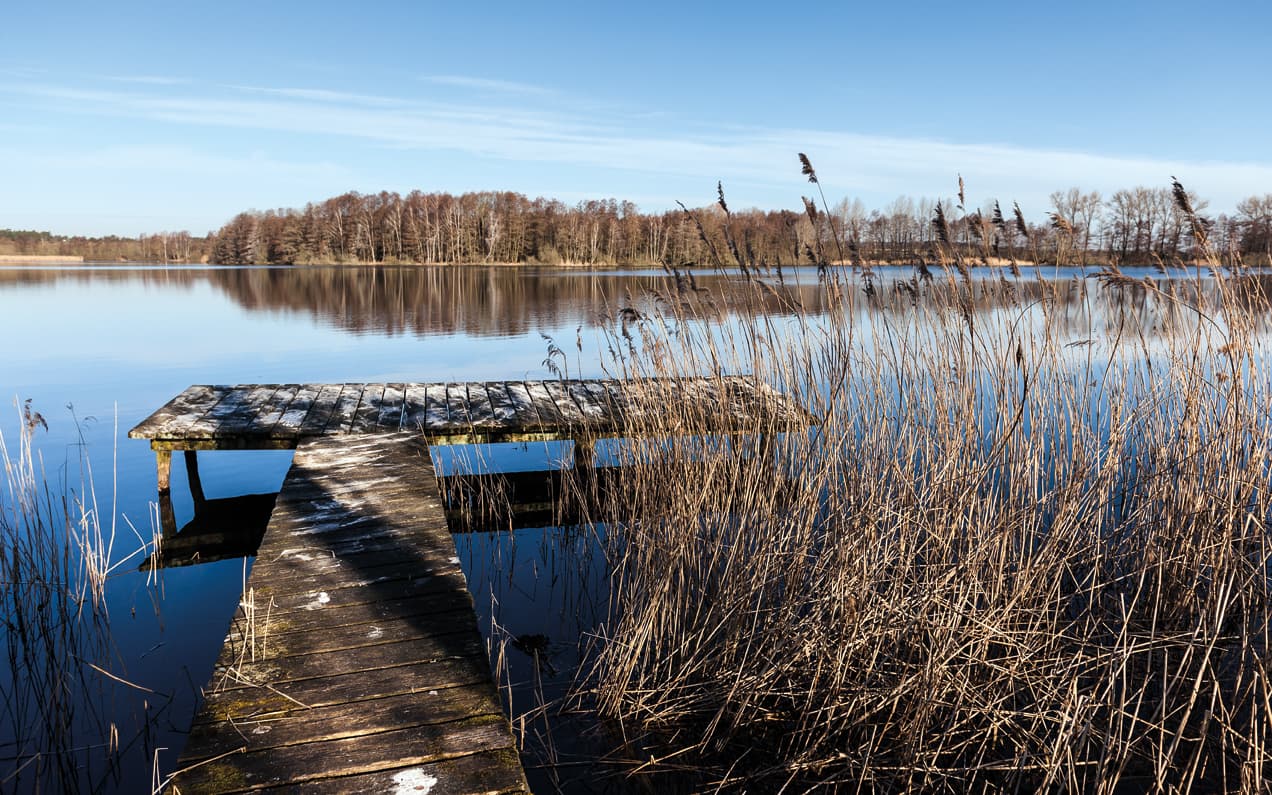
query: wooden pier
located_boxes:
[131,379,807,793]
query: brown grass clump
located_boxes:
[562,179,1272,792]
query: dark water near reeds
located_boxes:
[0,262,1246,792]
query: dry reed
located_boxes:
[559,179,1272,792]
[1,406,165,792]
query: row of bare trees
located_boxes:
[7,184,1272,267]
[0,230,210,262]
[207,186,1272,267]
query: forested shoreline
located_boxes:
[6,185,1272,267]
[0,229,208,263]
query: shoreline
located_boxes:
[0,254,86,265]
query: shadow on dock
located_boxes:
[170,433,530,793]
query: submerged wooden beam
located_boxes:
[170,432,529,793]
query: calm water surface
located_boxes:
[0,262,1222,791]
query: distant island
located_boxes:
[5,184,1271,268]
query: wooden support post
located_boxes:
[753,430,774,460]
[156,449,172,494]
[573,437,596,509]
[158,490,177,538]
[572,437,595,471]
[184,450,207,512]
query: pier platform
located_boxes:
[132,379,807,792]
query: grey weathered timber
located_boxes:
[134,378,810,792]
[169,432,529,794]
[129,378,810,452]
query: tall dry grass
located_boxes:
[563,179,1272,791]
[1,406,163,792]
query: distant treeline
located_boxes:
[8,185,1272,267]
[207,187,1272,267]
[0,228,212,263]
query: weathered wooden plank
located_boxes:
[252,567,465,605]
[399,383,430,431]
[323,384,365,434]
[536,380,586,426]
[423,384,451,434]
[444,383,471,430]
[262,509,451,546]
[249,570,471,617]
[248,384,302,436]
[601,380,644,425]
[128,385,228,439]
[225,607,479,654]
[376,383,406,430]
[195,655,496,724]
[257,501,452,545]
[502,381,544,430]
[261,531,464,565]
[226,385,285,431]
[248,543,462,589]
[297,384,346,434]
[173,714,517,792]
[149,437,299,452]
[272,384,324,434]
[176,386,270,439]
[224,592,477,643]
[350,383,385,433]
[287,749,529,795]
[749,379,810,424]
[729,379,787,425]
[580,380,620,426]
[483,382,520,427]
[463,383,499,429]
[184,685,505,759]
[566,381,605,425]
[213,633,487,690]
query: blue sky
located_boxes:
[2,1,1270,236]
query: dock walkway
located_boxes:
[133,379,807,793]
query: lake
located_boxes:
[0,262,1244,792]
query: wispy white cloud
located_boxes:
[227,84,410,107]
[0,65,47,78]
[421,74,553,96]
[3,78,1271,216]
[1,143,353,181]
[98,74,190,86]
